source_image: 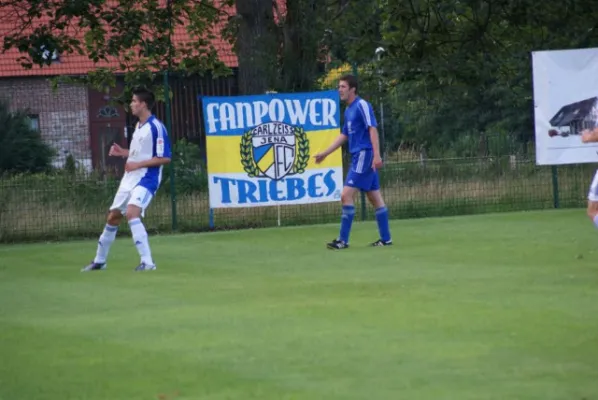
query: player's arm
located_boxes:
[320,134,347,157]
[133,156,171,168]
[582,127,598,143]
[125,156,170,172]
[109,143,129,158]
[125,155,171,172]
[359,100,383,169]
[369,126,381,160]
[142,125,172,167]
[314,134,347,163]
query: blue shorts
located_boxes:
[345,149,380,192]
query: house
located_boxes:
[548,97,598,138]
[0,2,240,173]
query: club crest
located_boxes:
[240,122,310,180]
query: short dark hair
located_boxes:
[132,87,155,110]
[339,74,358,92]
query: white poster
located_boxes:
[532,47,598,165]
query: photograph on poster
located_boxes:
[532,47,598,165]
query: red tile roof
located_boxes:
[0,1,285,78]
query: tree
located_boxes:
[226,0,279,94]
[372,0,598,154]
[321,0,383,65]
[228,0,382,94]
[0,0,235,103]
[0,102,55,174]
[278,0,325,92]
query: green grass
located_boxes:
[1,209,598,400]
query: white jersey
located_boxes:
[119,115,171,194]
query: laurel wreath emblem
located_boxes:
[240,125,310,178]
[240,129,260,177]
[293,126,309,174]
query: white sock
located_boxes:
[94,224,118,264]
[128,218,154,266]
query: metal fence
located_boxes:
[0,66,594,243]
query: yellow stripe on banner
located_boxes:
[206,128,343,174]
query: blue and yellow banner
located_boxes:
[201,90,344,208]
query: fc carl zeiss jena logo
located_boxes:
[240,122,309,180]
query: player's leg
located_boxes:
[366,189,391,244]
[587,170,598,227]
[82,192,127,271]
[94,210,124,262]
[327,184,359,249]
[587,200,598,224]
[365,169,392,246]
[126,186,156,271]
[328,151,377,249]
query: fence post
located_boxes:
[164,0,177,231]
[551,165,560,209]
[352,62,367,221]
[164,71,178,230]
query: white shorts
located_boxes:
[588,170,598,202]
[109,185,154,217]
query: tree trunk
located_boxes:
[234,0,279,95]
[280,0,321,92]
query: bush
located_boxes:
[64,154,77,175]
[0,101,55,174]
[162,138,208,195]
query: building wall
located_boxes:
[0,77,91,170]
[0,73,240,172]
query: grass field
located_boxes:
[1,209,598,400]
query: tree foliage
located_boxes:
[0,102,55,174]
[318,0,598,155]
[373,0,598,154]
[4,0,598,154]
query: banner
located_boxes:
[201,90,344,208]
[532,47,598,165]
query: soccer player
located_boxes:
[314,74,392,249]
[82,88,172,271]
[581,128,598,226]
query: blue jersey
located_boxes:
[341,96,378,155]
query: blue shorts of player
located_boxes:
[345,149,380,192]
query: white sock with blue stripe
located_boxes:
[94,224,118,264]
[128,218,154,266]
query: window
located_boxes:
[39,44,60,63]
[97,105,119,118]
[28,114,40,132]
